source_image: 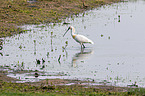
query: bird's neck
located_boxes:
[71,28,75,36]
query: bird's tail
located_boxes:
[90,41,94,44]
[89,40,94,44]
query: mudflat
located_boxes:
[0,0,121,37]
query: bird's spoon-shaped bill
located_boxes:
[63,27,70,37]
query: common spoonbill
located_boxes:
[63,26,94,49]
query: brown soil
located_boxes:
[0,0,121,37]
[0,70,129,92]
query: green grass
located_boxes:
[0,92,58,96]
[1,81,145,95]
[2,81,145,96]
[0,0,122,38]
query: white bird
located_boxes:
[63,26,94,49]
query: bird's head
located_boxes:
[68,26,74,30]
[63,26,74,37]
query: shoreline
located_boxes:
[0,0,121,38]
[0,69,140,95]
[0,70,131,95]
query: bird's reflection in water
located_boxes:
[72,48,93,67]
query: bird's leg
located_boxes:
[81,43,82,49]
[81,47,84,53]
[82,43,85,48]
[81,43,84,53]
[80,43,83,50]
[80,43,85,53]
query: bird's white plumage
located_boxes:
[63,26,94,49]
[74,34,94,44]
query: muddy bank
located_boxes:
[0,72,129,95]
[0,70,127,91]
[0,0,122,38]
[1,70,143,95]
[0,72,19,82]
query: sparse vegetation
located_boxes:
[0,70,145,96]
[1,81,145,96]
[0,0,121,37]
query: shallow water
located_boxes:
[1,0,145,87]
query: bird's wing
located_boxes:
[75,35,94,44]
